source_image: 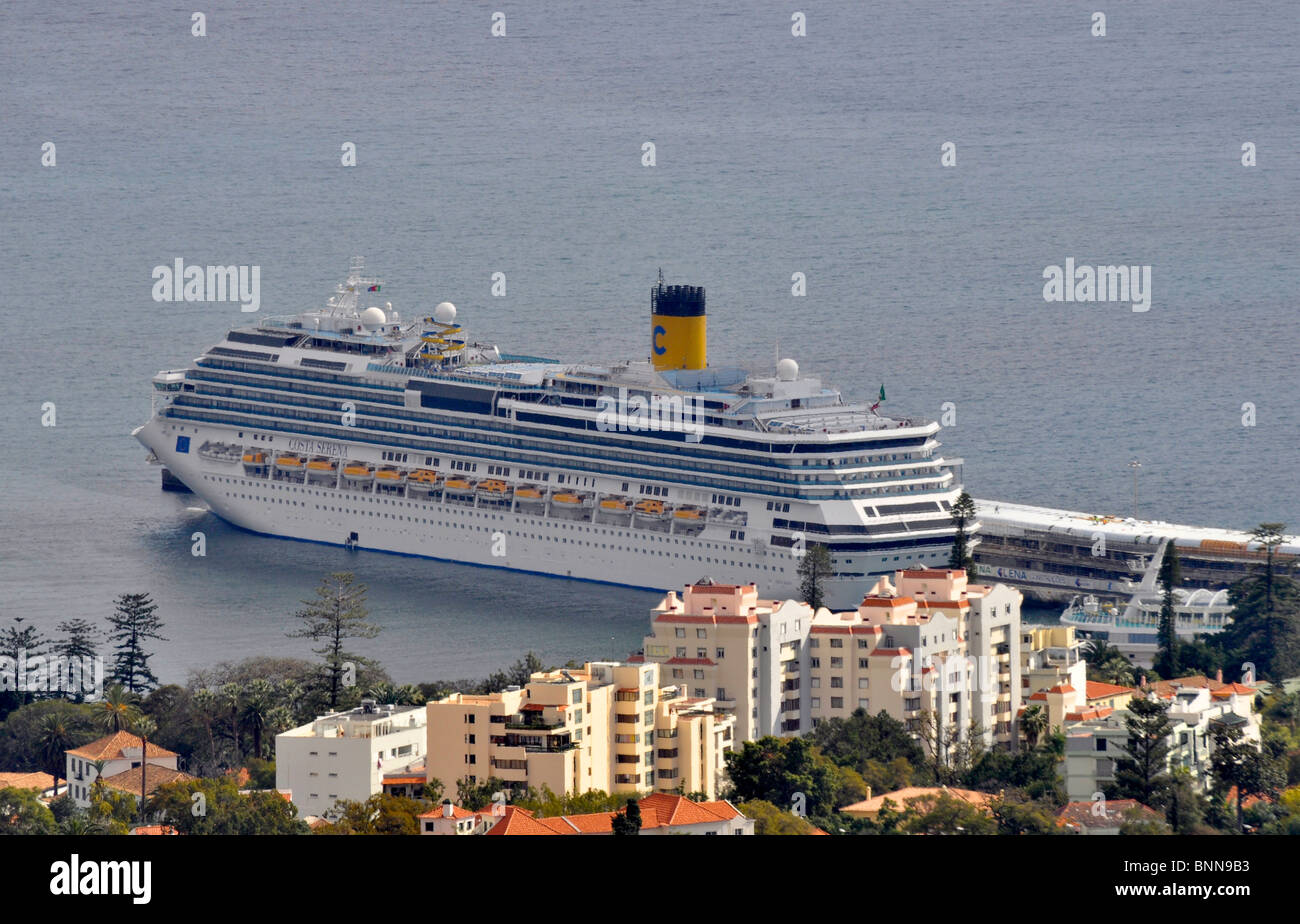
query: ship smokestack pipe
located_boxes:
[650,272,706,371]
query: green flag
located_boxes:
[879,385,886,403]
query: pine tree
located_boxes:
[1154,540,1181,678]
[0,617,48,706]
[54,619,100,703]
[107,593,166,694]
[1108,693,1174,808]
[287,572,380,710]
[947,492,977,574]
[796,544,832,612]
[611,798,642,835]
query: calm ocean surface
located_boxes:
[1,1,1296,683]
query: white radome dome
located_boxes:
[361,306,387,329]
[777,358,799,381]
[434,301,457,324]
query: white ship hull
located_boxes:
[140,419,901,609]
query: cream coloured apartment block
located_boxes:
[427,661,735,803]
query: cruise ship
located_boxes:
[1060,545,1234,668]
[973,500,1300,603]
[135,259,970,609]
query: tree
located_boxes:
[736,799,816,834]
[0,786,57,834]
[1212,561,1300,681]
[107,593,166,694]
[990,795,1061,835]
[0,617,48,708]
[1108,694,1174,808]
[1210,721,1284,833]
[807,708,925,775]
[1084,639,1137,687]
[54,619,101,701]
[240,679,275,759]
[133,714,158,826]
[315,793,427,835]
[898,792,995,835]
[1154,540,1182,679]
[150,777,308,835]
[947,491,977,574]
[724,736,844,817]
[611,798,642,835]
[1251,523,1286,615]
[96,684,140,734]
[38,710,76,797]
[1020,704,1048,750]
[287,573,381,711]
[796,544,832,612]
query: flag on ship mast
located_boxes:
[869,384,885,414]
[368,284,381,292]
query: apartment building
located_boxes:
[426,661,735,803]
[1061,677,1260,802]
[640,580,814,740]
[640,570,1023,754]
[275,700,426,819]
[1021,625,1087,699]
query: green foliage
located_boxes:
[947,492,977,574]
[455,775,518,811]
[150,777,308,834]
[897,792,995,835]
[1211,572,1300,682]
[1154,541,1182,679]
[990,794,1063,835]
[1107,695,1174,808]
[0,785,57,834]
[963,747,1064,804]
[243,757,277,790]
[611,798,642,835]
[107,592,166,694]
[796,544,832,612]
[314,793,426,835]
[1210,722,1286,833]
[286,572,382,711]
[808,708,924,776]
[513,785,633,818]
[1083,639,1137,687]
[724,736,857,818]
[0,700,99,772]
[736,799,817,834]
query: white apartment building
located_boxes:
[639,569,1024,756]
[276,699,427,819]
[1061,679,1260,802]
[64,731,181,809]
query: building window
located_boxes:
[811,698,821,709]
[830,677,843,689]
[858,677,869,689]
[829,638,843,649]
[697,629,707,639]
[675,627,686,638]
[831,697,843,709]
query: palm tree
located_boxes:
[366,681,396,704]
[191,687,219,765]
[240,679,275,759]
[394,684,426,706]
[38,711,75,797]
[220,682,242,760]
[1020,704,1048,750]
[97,684,139,733]
[132,715,158,827]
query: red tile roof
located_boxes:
[1058,799,1160,829]
[99,765,194,799]
[483,806,561,836]
[1085,680,1136,700]
[66,730,178,761]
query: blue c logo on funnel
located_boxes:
[652,325,667,355]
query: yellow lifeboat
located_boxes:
[673,505,703,520]
[375,467,406,482]
[242,451,266,465]
[342,462,374,482]
[307,458,336,472]
[445,477,474,491]
[409,469,441,485]
[634,499,666,515]
[553,492,584,505]
[600,496,632,511]
[275,453,304,469]
[478,479,509,495]
[514,484,544,499]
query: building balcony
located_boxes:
[505,718,565,731]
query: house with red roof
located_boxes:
[1058,799,1162,835]
[65,731,181,809]
[480,794,753,836]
